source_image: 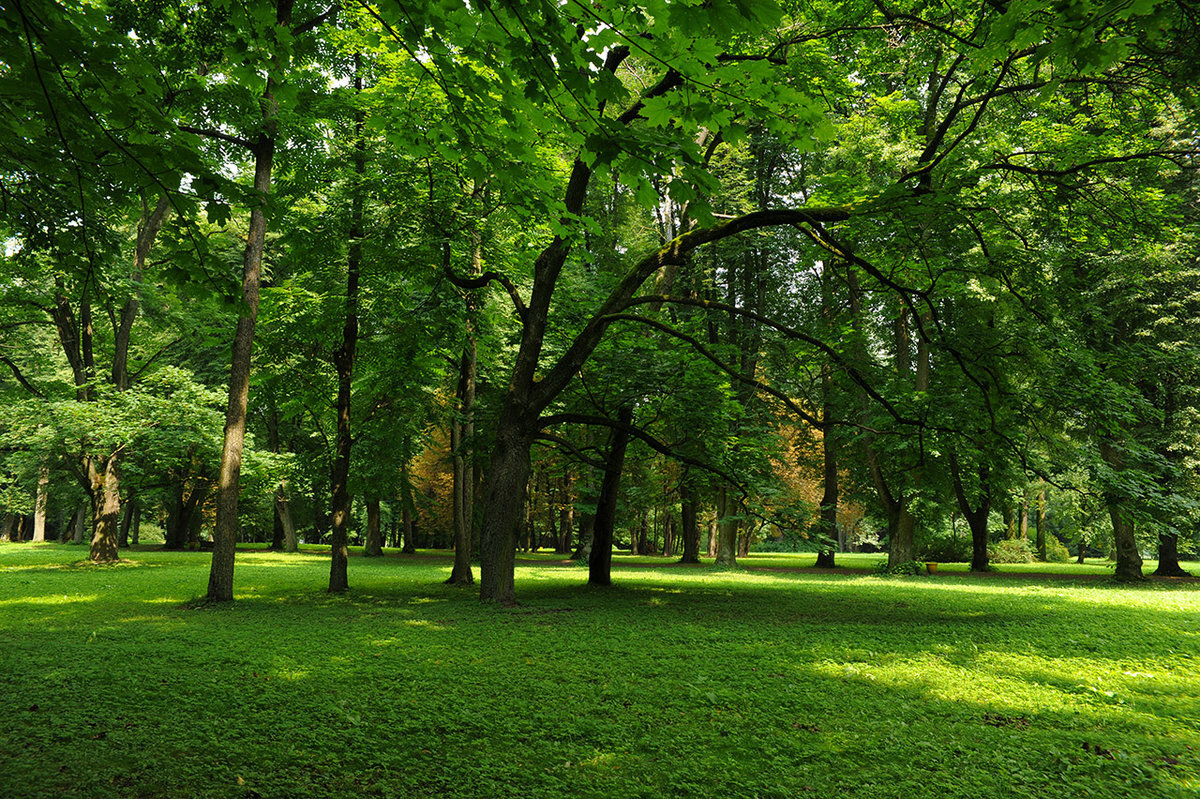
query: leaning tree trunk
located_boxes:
[588,406,633,588]
[206,0,291,602]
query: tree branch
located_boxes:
[0,356,45,397]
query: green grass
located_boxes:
[2,543,1198,798]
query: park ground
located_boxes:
[1,543,1198,798]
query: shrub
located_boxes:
[917,536,971,563]
[989,538,1035,564]
[873,560,925,576]
[1044,539,1071,562]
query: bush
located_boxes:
[917,536,971,563]
[1044,539,1071,562]
[989,538,1035,564]
[873,560,925,576]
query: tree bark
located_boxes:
[679,481,700,563]
[1153,531,1191,577]
[328,52,366,594]
[113,194,171,390]
[950,454,991,572]
[479,419,536,602]
[400,459,416,554]
[363,497,383,557]
[119,496,135,548]
[207,0,292,602]
[815,392,838,568]
[1099,440,1144,580]
[715,485,739,568]
[32,466,48,543]
[1035,490,1047,560]
[73,502,86,544]
[275,490,297,553]
[588,406,633,588]
[88,456,122,563]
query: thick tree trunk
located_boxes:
[1108,505,1143,580]
[588,406,632,588]
[679,482,700,564]
[479,420,536,602]
[275,491,297,553]
[207,0,291,602]
[1019,501,1029,540]
[1099,440,1143,580]
[715,486,739,568]
[32,466,48,543]
[130,502,141,546]
[88,457,121,563]
[363,497,383,557]
[1153,532,1191,577]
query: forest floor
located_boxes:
[2,542,1198,798]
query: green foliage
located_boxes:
[873,559,926,576]
[1045,538,1072,563]
[990,538,1038,564]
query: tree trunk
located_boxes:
[207,0,292,603]
[32,466,48,543]
[1019,500,1029,540]
[1108,505,1143,580]
[815,408,838,568]
[73,502,86,544]
[479,420,536,603]
[88,456,122,563]
[1035,490,1047,560]
[588,406,633,588]
[327,53,366,595]
[130,502,141,546]
[715,485,739,568]
[1099,440,1143,580]
[706,516,718,557]
[950,455,991,572]
[1153,532,1191,577]
[274,490,297,553]
[119,496,136,548]
[400,460,416,554]
[679,481,700,564]
[363,497,383,557]
[113,194,171,391]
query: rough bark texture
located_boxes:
[678,482,700,564]
[588,407,633,588]
[88,456,121,563]
[1153,532,1191,577]
[207,7,288,600]
[327,54,365,594]
[479,422,535,602]
[715,486,739,568]
[951,455,992,572]
[32,466,48,543]
[363,497,383,557]
[1099,440,1144,581]
[275,491,297,553]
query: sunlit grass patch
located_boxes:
[0,542,1197,798]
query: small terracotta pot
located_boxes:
[926,562,938,574]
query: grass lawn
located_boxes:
[1,543,1197,798]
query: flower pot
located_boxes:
[926,561,939,574]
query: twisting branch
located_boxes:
[533,432,607,470]
[0,356,45,397]
[540,411,748,501]
[177,125,254,150]
[441,244,527,320]
[601,312,824,428]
